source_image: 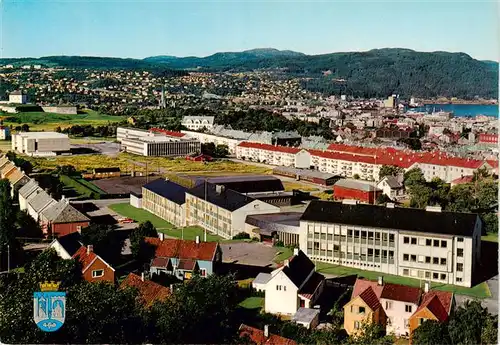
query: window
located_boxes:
[425,271,431,278]
[368,248,374,256]
[456,277,463,282]
[441,240,447,248]
[403,269,409,276]
[405,305,413,313]
[389,234,395,242]
[457,237,464,242]
[433,257,439,265]
[385,301,393,310]
[457,248,464,257]
[284,286,287,291]
[404,236,409,244]
[457,263,464,272]
[410,255,417,262]
[276,285,282,291]
[426,239,432,246]
[92,269,104,278]
[418,318,428,326]
[403,254,409,261]
[425,256,431,263]
[440,258,447,266]
[440,274,446,281]
[411,238,417,245]
[433,273,439,279]
[433,240,439,247]
[358,306,365,314]
[200,268,207,277]
[354,321,360,329]
[404,319,410,328]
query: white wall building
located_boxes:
[0,126,10,140]
[182,130,242,155]
[299,200,482,288]
[181,116,215,131]
[120,136,200,157]
[12,132,70,156]
[8,91,27,104]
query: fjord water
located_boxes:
[413,104,498,117]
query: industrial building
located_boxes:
[273,166,340,186]
[11,132,70,156]
[333,179,383,204]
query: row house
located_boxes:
[299,200,481,288]
[236,142,309,168]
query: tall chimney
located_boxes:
[293,248,299,256]
[159,233,164,241]
[170,284,174,293]
[195,235,200,244]
[284,259,289,267]
[377,276,383,286]
[141,272,145,282]
[264,325,269,338]
[424,282,430,293]
[87,245,93,254]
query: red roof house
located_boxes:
[239,324,297,345]
[72,245,115,283]
[120,273,170,307]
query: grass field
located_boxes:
[315,262,491,299]
[108,203,174,229]
[282,181,319,192]
[481,233,498,243]
[3,109,125,131]
[273,247,294,264]
[74,177,106,194]
[0,141,12,153]
[238,297,264,310]
[27,153,272,174]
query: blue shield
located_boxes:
[33,291,66,332]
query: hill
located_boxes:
[145,48,498,99]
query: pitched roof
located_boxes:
[55,232,82,257]
[413,290,453,322]
[186,182,255,212]
[358,286,382,311]
[334,179,381,192]
[27,189,56,213]
[380,175,403,188]
[451,175,474,185]
[151,257,169,268]
[237,141,301,154]
[18,179,39,198]
[143,179,188,205]
[239,324,297,345]
[281,250,315,289]
[145,237,218,262]
[120,273,170,307]
[40,200,90,223]
[380,282,422,304]
[298,271,324,300]
[72,246,115,273]
[352,278,384,300]
[300,200,479,237]
[178,259,197,270]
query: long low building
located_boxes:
[12,132,70,156]
[299,200,481,288]
[121,136,201,157]
[245,212,301,245]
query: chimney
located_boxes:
[264,325,269,338]
[195,235,200,244]
[158,233,164,241]
[293,248,299,256]
[87,245,93,254]
[170,284,174,293]
[424,282,430,293]
[141,272,145,282]
[377,276,383,286]
[284,259,289,267]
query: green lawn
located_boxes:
[159,226,223,242]
[482,233,498,243]
[238,297,264,310]
[315,262,491,299]
[273,247,294,264]
[75,178,106,194]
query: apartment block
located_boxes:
[299,200,481,287]
[141,179,188,227]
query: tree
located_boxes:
[378,165,403,180]
[57,165,77,176]
[21,124,29,132]
[214,144,229,158]
[130,221,158,262]
[376,194,392,205]
[448,300,493,345]
[0,179,17,270]
[403,168,426,190]
[412,320,451,345]
[16,209,43,238]
[80,224,122,261]
[346,322,394,345]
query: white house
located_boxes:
[259,249,325,316]
[8,90,27,104]
[181,116,215,131]
[376,175,405,200]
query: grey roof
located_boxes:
[273,166,339,181]
[143,179,188,205]
[292,308,320,324]
[27,189,56,212]
[19,179,39,199]
[253,272,272,285]
[41,200,90,223]
[9,90,23,95]
[380,175,403,189]
[191,175,284,194]
[301,200,480,237]
[186,182,255,212]
[334,179,381,192]
[245,212,302,236]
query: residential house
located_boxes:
[377,175,405,200]
[26,188,57,221]
[299,200,482,287]
[18,179,40,210]
[142,179,188,227]
[409,290,454,342]
[81,167,121,180]
[39,199,90,237]
[73,245,115,283]
[185,182,280,239]
[343,284,387,335]
[146,235,222,280]
[239,324,297,345]
[258,249,324,316]
[181,116,215,131]
[119,273,170,307]
[49,232,83,259]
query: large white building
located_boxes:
[236,142,310,169]
[299,200,482,288]
[120,136,201,157]
[181,116,215,131]
[141,179,188,227]
[182,130,242,155]
[12,132,70,156]
[116,127,162,142]
[8,90,27,104]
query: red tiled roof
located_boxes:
[151,257,169,268]
[451,175,474,185]
[352,278,384,300]
[178,259,197,270]
[380,282,422,304]
[120,273,170,307]
[145,237,218,261]
[237,141,301,154]
[149,127,186,138]
[413,290,453,322]
[72,246,98,271]
[239,324,297,345]
[358,286,381,311]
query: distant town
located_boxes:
[0,60,497,345]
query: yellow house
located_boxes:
[343,286,387,335]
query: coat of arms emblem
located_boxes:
[33,281,66,332]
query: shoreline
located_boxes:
[419,100,498,105]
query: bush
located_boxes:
[273,240,284,247]
[232,232,250,240]
[251,237,260,242]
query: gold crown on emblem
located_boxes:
[39,281,60,292]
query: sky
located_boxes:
[1,0,499,61]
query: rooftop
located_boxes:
[187,182,255,212]
[334,179,381,192]
[145,237,219,262]
[15,131,69,139]
[120,273,170,307]
[143,179,189,205]
[292,307,320,324]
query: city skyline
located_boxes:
[1,0,499,61]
